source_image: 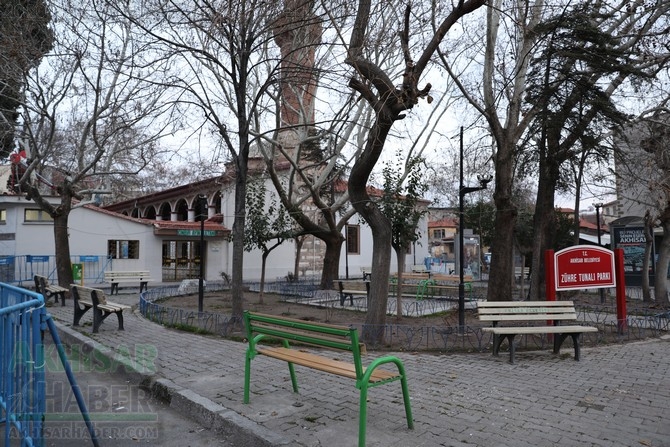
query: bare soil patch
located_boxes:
[161,288,463,329]
[158,286,669,349]
[161,286,669,322]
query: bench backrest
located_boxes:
[71,285,108,306]
[34,275,48,292]
[339,280,369,292]
[244,311,365,375]
[104,271,150,281]
[431,274,473,283]
[392,272,430,282]
[478,301,577,323]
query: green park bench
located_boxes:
[243,311,414,447]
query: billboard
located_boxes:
[611,225,654,287]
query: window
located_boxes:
[433,229,445,239]
[0,209,5,223]
[346,225,360,254]
[108,240,140,259]
[24,209,53,222]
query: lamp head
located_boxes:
[477,174,493,187]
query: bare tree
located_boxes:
[440,0,546,302]
[117,0,287,321]
[15,0,176,289]
[0,0,53,159]
[345,0,486,343]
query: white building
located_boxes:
[0,167,430,286]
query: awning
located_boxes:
[579,233,611,246]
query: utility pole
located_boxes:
[458,126,491,333]
[594,202,605,304]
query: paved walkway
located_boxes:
[45,292,670,447]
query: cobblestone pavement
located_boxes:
[44,292,670,447]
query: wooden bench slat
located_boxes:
[478,300,570,307]
[477,305,576,313]
[104,270,151,294]
[482,325,599,335]
[257,347,398,382]
[476,300,598,363]
[479,313,578,321]
[98,303,131,312]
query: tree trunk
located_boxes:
[529,154,559,301]
[259,250,268,304]
[487,141,517,302]
[642,210,653,303]
[396,248,405,320]
[361,217,393,344]
[294,236,304,280]
[53,199,74,292]
[231,170,247,322]
[320,233,344,290]
[349,117,394,344]
[655,207,670,306]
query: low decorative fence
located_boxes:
[138,280,670,352]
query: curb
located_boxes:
[51,319,297,447]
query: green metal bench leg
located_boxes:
[400,374,414,430]
[244,351,252,404]
[358,384,369,447]
[358,363,414,447]
[279,340,299,393]
[287,361,298,393]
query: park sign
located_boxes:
[554,245,616,291]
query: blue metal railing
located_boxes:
[0,255,111,287]
[1,283,46,446]
[1,282,99,447]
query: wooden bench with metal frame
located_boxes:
[478,300,598,364]
[338,280,370,306]
[243,311,414,447]
[421,274,474,299]
[34,274,68,306]
[71,285,130,333]
[103,270,152,295]
[360,266,372,281]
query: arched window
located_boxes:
[144,205,157,220]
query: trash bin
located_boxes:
[72,263,83,285]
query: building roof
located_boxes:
[428,218,458,228]
[85,204,230,235]
[579,218,608,233]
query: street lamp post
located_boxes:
[458,126,491,332]
[198,195,207,313]
[594,202,604,304]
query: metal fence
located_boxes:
[0,255,111,287]
[1,283,46,447]
[139,280,670,352]
[1,282,100,447]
